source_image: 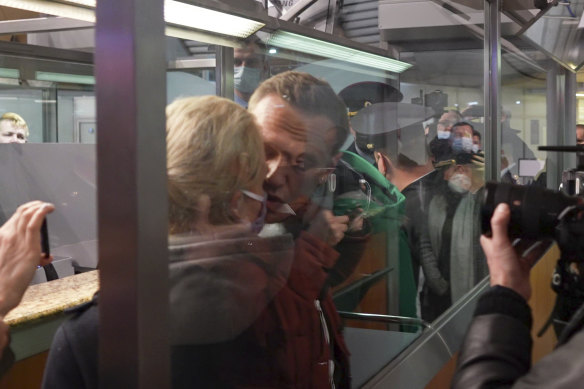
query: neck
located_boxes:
[391,162,434,192]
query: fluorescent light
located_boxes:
[0,67,19,79]
[577,93,584,97]
[36,71,95,85]
[267,31,412,73]
[0,0,95,22]
[269,48,278,54]
[0,0,263,38]
[164,1,264,38]
[34,99,57,103]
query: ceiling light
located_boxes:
[0,0,264,38]
[577,93,584,97]
[164,1,264,38]
[0,67,19,79]
[0,0,95,22]
[267,31,412,73]
[36,71,95,85]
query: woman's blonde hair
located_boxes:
[166,96,265,234]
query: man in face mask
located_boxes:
[450,122,474,154]
[234,38,267,108]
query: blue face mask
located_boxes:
[240,189,267,233]
[234,66,261,94]
[452,137,473,153]
[437,130,451,140]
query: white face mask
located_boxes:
[448,173,472,193]
[471,144,480,154]
[234,66,261,94]
[437,130,451,140]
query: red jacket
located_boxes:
[170,229,351,388]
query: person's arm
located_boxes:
[0,201,54,364]
[0,201,54,318]
[452,203,548,389]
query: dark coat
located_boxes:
[42,229,350,389]
[453,285,584,388]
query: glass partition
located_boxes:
[0,0,578,388]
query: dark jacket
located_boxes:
[42,228,350,389]
[453,285,584,388]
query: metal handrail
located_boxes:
[339,311,431,329]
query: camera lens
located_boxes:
[482,182,579,240]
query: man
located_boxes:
[234,38,268,108]
[452,203,576,388]
[450,121,474,153]
[472,128,482,153]
[437,110,463,139]
[337,82,421,317]
[419,153,486,321]
[577,123,584,145]
[0,113,28,144]
[249,71,354,388]
[347,90,436,317]
[430,110,463,162]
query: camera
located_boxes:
[481,182,579,239]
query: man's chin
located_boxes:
[265,212,291,224]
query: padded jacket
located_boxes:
[453,285,584,389]
[42,227,350,389]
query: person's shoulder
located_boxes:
[60,293,99,339]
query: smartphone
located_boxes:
[41,218,50,258]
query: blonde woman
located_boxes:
[42,96,296,388]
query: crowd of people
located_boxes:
[1,42,575,387]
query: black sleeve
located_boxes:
[42,324,88,389]
[42,304,99,389]
[452,286,533,389]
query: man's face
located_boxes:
[473,135,481,150]
[0,121,27,144]
[452,124,472,140]
[251,94,338,222]
[234,43,264,70]
[577,127,584,145]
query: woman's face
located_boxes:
[239,164,268,224]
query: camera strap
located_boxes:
[538,258,584,338]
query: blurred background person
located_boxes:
[346,87,436,318]
[0,112,28,144]
[234,38,268,109]
[577,123,584,145]
[419,152,486,322]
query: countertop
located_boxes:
[5,271,99,326]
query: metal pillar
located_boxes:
[96,0,169,387]
[216,46,234,99]
[546,62,564,190]
[564,70,577,170]
[484,0,501,183]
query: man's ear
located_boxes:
[375,151,391,178]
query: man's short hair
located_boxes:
[0,112,29,137]
[249,71,349,153]
[577,124,584,130]
[472,129,481,140]
[451,121,474,134]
